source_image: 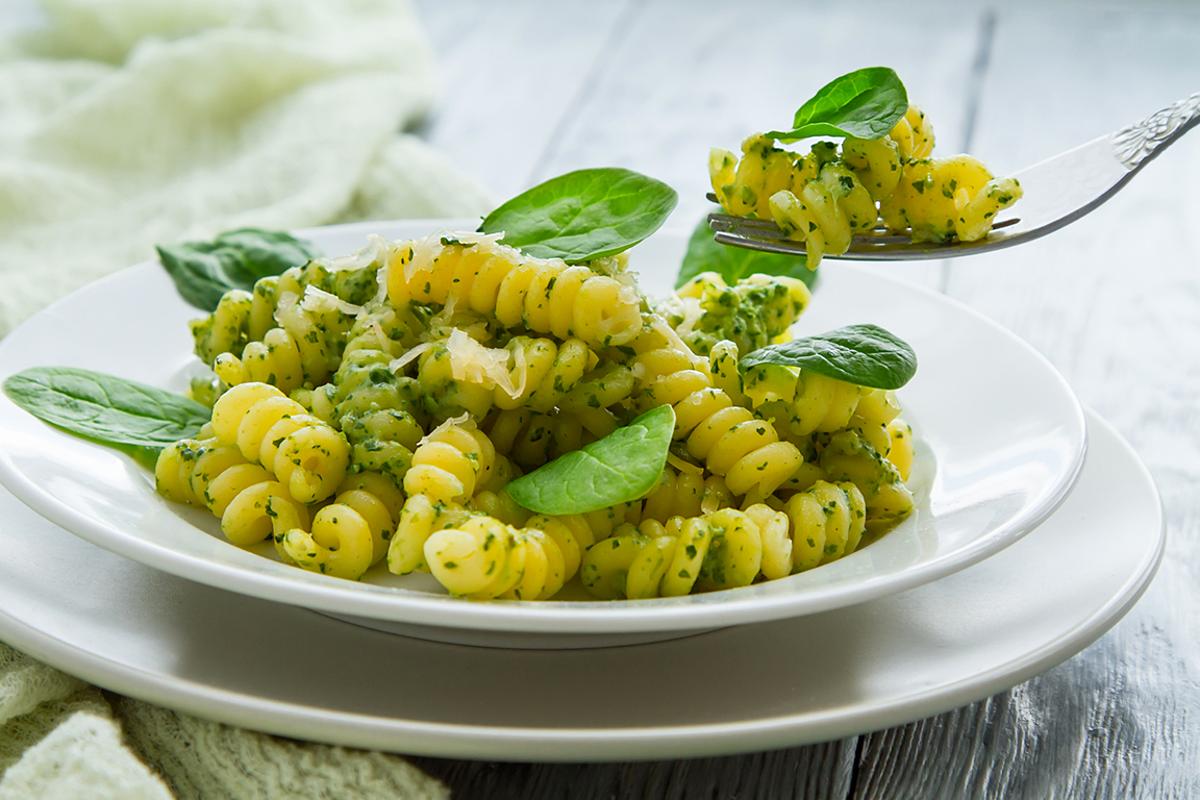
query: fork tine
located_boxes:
[708,217,792,242]
[708,202,1026,255]
[707,213,780,231]
[708,212,918,246]
[712,231,810,256]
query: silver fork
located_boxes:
[707,92,1200,261]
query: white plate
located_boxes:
[0,411,1160,760]
[0,221,1087,646]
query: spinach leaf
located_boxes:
[739,324,917,389]
[4,367,210,460]
[478,168,678,263]
[677,214,817,289]
[156,228,321,311]
[766,67,908,142]
[506,405,675,515]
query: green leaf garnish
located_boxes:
[676,214,817,289]
[156,228,321,311]
[4,367,210,460]
[765,67,908,142]
[506,405,675,515]
[478,168,678,263]
[739,324,917,390]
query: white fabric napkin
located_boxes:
[0,0,494,795]
[0,0,490,336]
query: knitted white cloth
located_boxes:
[0,0,490,335]
[0,0,491,795]
[0,646,448,798]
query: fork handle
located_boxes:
[1112,92,1200,170]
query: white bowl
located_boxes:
[0,220,1087,648]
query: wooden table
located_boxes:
[412,0,1200,796]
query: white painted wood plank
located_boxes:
[856,4,1200,798]
[415,1,1200,797]
[416,742,857,800]
[532,0,988,289]
[415,0,636,200]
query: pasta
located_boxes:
[155,437,304,545]
[818,429,915,533]
[387,420,500,573]
[632,332,803,498]
[710,104,1022,266]
[580,480,867,599]
[656,272,811,357]
[158,216,921,600]
[403,421,498,504]
[192,253,381,390]
[581,507,778,599]
[483,408,608,469]
[743,361,873,439]
[314,336,425,486]
[385,232,644,349]
[210,288,354,393]
[386,422,597,599]
[423,512,597,600]
[210,382,350,503]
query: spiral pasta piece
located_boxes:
[305,327,426,486]
[277,503,376,580]
[384,233,644,348]
[423,512,595,600]
[210,382,350,503]
[492,336,593,412]
[484,408,607,470]
[767,161,878,266]
[780,480,869,571]
[842,106,936,201]
[743,363,864,438]
[632,335,803,498]
[632,464,732,523]
[330,472,406,564]
[581,480,869,599]
[403,421,497,504]
[154,438,311,548]
[708,134,823,219]
[657,272,811,357]
[582,507,777,599]
[712,105,1018,266]
[818,429,914,533]
[189,240,385,364]
[387,493,461,575]
[386,420,499,575]
[211,288,355,393]
[879,156,1022,244]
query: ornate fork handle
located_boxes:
[1112,91,1200,170]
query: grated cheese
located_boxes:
[389,342,433,373]
[445,329,522,399]
[301,285,364,316]
[416,412,472,448]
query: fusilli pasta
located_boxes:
[386,233,644,348]
[159,213,921,599]
[210,382,350,503]
[632,332,803,498]
[710,104,1022,266]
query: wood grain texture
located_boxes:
[415,0,638,200]
[411,1,1199,797]
[854,4,1200,799]
[415,743,856,800]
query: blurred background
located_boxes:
[1,0,1197,796]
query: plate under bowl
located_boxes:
[0,411,1154,759]
[0,220,1087,646]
